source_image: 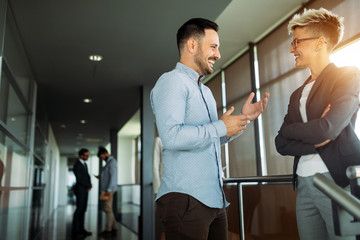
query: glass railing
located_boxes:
[223,175,299,240]
[117,184,140,234]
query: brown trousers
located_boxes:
[103,191,118,231]
[156,192,228,240]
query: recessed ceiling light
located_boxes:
[89,55,103,62]
[80,120,87,124]
[86,138,103,142]
[60,124,66,128]
[83,98,92,103]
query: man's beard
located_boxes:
[194,49,213,75]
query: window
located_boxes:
[330,38,360,136]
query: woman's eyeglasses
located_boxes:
[291,37,319,48]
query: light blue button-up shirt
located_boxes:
[151,62,237,208]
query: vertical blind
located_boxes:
[205,73,226,167]
[224,53,257,177]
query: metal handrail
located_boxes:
[223,174,293,184]
[223,174,294,240]
[314,173,360,221]
[346,165,360,180]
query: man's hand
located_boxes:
[220,106,249,137]
[315,104,331,148]
[241,92,270,121]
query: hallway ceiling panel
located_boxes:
[8,0,307,156]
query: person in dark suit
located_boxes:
[275,8,360,240]
[72,148,92,237]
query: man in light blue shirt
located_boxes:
[151,18,269,239]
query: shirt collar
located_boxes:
[106,156,113,163]
[176,62,206,84]
[79,158,86,165]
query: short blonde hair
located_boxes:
[288,8,344,50]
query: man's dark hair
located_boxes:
[97,146,108,157]
[78,148,89,157]
[176,18,218,55]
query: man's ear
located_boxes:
[186,38,198,55]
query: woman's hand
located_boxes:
[315,104,331,148]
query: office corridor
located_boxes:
[1,0,360,239]
[35,205,138,240]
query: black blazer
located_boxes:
[275,63,360,188]
[73,160,91,194]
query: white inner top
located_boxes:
[296,81,329,177]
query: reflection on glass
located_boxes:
[0,145,4,199]
[4,9,32,102]
[7,83,29,145]
[34,126,47,161]
[224,185,240,237]
[0,135,30,240]
[0,142,6,191]
[0,137,29,189]
[239,183,299,240]
[0,189,29,239]
[0,71,30,145]
[0,71,9,123]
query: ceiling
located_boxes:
[8,0,308,157]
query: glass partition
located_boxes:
[4,9,33,102]
[0,136,30,240]
[239,183,298,239]
[224,181,298,240]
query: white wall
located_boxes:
[87,155,99,205]
[42,125,61,225]
[48,126,60,210]
[116,110,141,205]
[121,185,140,205]
[57,156,68,206]
[117,137,136,184]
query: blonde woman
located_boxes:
[275,8,360,240]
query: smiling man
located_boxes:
[151,18,269,239]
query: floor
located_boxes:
[36,204,138,240]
